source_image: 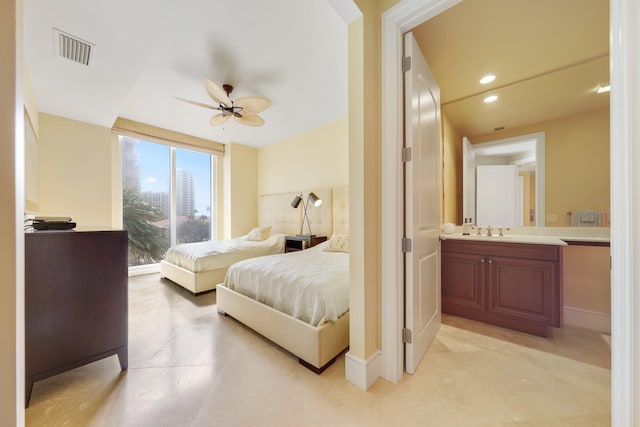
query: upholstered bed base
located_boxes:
[160,260,226,294]
[216,284,350,372]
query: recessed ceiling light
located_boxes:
[480,74,496,84]
[484,95,498,103]
[597,84,610,94]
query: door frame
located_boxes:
[381,1,638,424]
[380,0,462,385]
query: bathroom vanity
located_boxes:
[441,238,563,337]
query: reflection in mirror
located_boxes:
[412,0,610,228]
[464,133,544,227]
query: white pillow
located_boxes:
[246,225,272,241]
[324,233,349,253]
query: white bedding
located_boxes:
[223,241,349,326]
[164,233,285,272]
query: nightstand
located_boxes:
[284,235,327,252]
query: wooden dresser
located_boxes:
[25,229,128,406]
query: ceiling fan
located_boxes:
[177,78,270,127]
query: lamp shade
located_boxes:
[290,194,303,208]
[308,192,322,207]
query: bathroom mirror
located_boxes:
[412,0,610,227]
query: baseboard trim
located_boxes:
[128,263,160,277]
[563,306,611,333]
[345,350,382,390]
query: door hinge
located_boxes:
[402,146,412,162]
[402,237,412,253]
[402,56,412,72]
[402,328,413,344]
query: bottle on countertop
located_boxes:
[462,217,471,235]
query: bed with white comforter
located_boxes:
[217,238,350,372]
[165,234,284,273]
[160,233,284,294]
[223,240,349,326]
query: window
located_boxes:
[122,137,217,267]
[175,147,213,244]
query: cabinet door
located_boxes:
[441,252,486,312]
[486,256,559,326]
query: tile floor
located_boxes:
[25,273,611,426]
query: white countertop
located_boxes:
[440,233,568,246]
[440,226,610,246]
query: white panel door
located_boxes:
[462,137,476,223]
[404,32,441,374]
[476,165,518,226]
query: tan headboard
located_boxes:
[258,192,302,235]
[258,186,348,238]
[332,186,349,235]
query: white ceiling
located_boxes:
[24,0,352,148]
[26,1,609,148]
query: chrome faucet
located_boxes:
[486,226,493,237]
[476,227,483,236]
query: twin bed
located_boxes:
[161,186,350,372]
[160,230,284,294]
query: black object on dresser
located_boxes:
[25,230,128,407]
[284,235,327,252]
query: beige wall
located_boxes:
[348,0,390,362]
[563,245,611,315]
[1,0,24,420]
[38,113,120,228]
[442,112,462,224]
[469,107,610,227]
[23,62,38,137]
[348,15,367,359]
[24,63,39,214]
[519,171,536,226]
[223,142,258,238]
[257,117,348,195]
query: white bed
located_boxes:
[160,232,285,294]
[216,186,350,372]
[160,188,334,294]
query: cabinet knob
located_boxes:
[480,259,485,263]
[488,259,493,264]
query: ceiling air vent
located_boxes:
[53,28,94,66]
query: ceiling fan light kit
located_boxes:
[179,78,270,127]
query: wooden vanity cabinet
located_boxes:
[441,239,562,337]
[441,251,487,313]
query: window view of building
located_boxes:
[122,137,216,267]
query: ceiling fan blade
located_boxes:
[234,96,271,114]
[204,78,232,107]
[210,114,232,126]
[234,112,265,127]
[175,97,220,111]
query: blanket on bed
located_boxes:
[164,234,284,272]
[223,241,349,326]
